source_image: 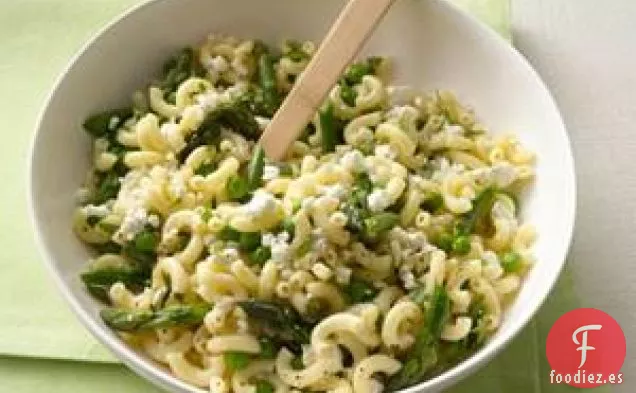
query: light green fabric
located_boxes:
[0,0,592,392]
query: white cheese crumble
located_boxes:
[83,204,110,217]
[108,116,120,131]
[244,191,278,216]
[255,116,271,130]
[118,206,148,241]
[311,263,333,281]
[334,266,352,285]
[206,55,229,73]
[262,165,280,181]
[399,268,418,289]
[301,196,316,211]
[491,162,517,188]
[196,90,222,111]
[444,124,464,136]
[340,149,366,173]
[374,144,398,160]
[262,232,291,264]
[367,189,391,212]
[169,172,187,200]
[147,214,160,228]
[220,247,240,264]
[321,184,347,199]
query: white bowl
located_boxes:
[28,0,576,391]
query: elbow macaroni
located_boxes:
[73,35,537,393]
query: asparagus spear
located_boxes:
[83,108,133,138]
[101,303,212,331]
[160,47,205,95]
[178,104,261,162]
[319,104,338,153]
[247,145,265,190]
[238,300,311,352]
[455,187,497,235]
[386,286,451,391]
[363,212,400,241]
[81,265,148,303]
[257,53,281,117]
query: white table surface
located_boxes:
[511,0,635,389]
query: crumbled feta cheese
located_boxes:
[374,144,398,160]
[108,117,120,131]
[147,214,160,228]
[334,266,352,285]
[169,172,187,199]
[262,232,291,263]
[444,124,464,136]
[301,196,316,211]
[491,162,517,188]
[311,263,333,281]
[340,149,366,173]
[207,55,229,73]
[196,90,222,111]
[118,207,148,241]
[220,247,240,264]
[399,268,418,289]
[321,184,347,199]
[244,191,278,216]
[262,165,280,181]
[255,116,271,130]
[482,251,504,280]
[367,189,391,212]
[83,204,110,217]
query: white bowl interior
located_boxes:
[29,0,575,392]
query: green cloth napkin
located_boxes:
[0,0,591,391]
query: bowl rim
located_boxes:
[27,0,577,392]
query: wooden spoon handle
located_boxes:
[259,0,397,160]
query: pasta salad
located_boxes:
[73,34,536,393]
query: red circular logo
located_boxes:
[546,308,626,388]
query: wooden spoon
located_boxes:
[259,0,398,160]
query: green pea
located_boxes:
[259,337,278,359]
[340,84,357,107]
[239,231,261,252]
[255,380,275,393]
[452,235,471,255]
[94,172,121,204]
[501,251,523,273]
[281,217,295,237]
[345,278,377,303]
[226,175,249,201]
[435,233,454,252]
[249,246,272,265]
[217,226,241,242]
[223,351,251,371]
[421,193,444,213]
[134,230,158,253]
[195,162,216,177]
